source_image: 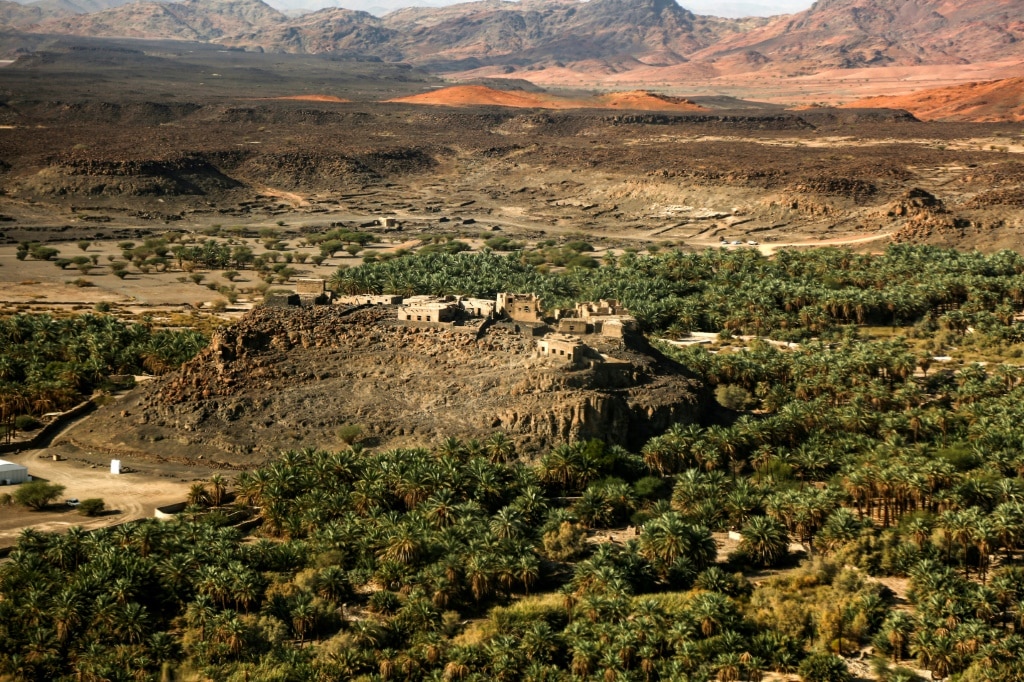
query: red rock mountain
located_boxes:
[696,0,1024,69]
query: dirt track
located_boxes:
[0,404,223,548]
[0,448,198,548]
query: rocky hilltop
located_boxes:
[60,305,706,466]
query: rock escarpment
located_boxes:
[63,306,706,465]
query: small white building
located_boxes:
[0,459,29,485]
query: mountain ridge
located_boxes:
[6,0,1024,103]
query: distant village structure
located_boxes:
[266,279,639,369]
[265,278,333,308]
[497,293,543,323]
[537,333,584,363]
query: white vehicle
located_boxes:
[66,498,80,507]
[747,240,759,245]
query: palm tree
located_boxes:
[739,515,789,568]
[207,474,227,507]
[639,512,715,581]
[485,433,516,464]
[291,595,317,644]
[882,612,914,662]
[187,483,211,508]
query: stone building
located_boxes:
[572,298,637,337]
[497,293,543,323]
[598,317,636,338]
[264,291,300,307]
[294,278,332,306]
[556,318,590,335]
[399,296,460,323]
[335,294,403,306]
[537,333,583,363]
[461,298,497,319]
[576,299,629,319]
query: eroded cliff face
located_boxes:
[62,306,707,465]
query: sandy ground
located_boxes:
[0,232,398,311]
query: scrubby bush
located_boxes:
[78,498,105,516]
[715,383,755,411]
[13,415,40,431]
[14,481,66,511]
[542,521,588,562]
[799,652,852,682]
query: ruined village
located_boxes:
[272,277,640,370]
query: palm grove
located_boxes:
[0,314,206,442]
[7,245,1024,680]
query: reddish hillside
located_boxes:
[387,85,569,108]
[267,95,351,103]
[387,85,711,111]
[843,77,1024,121]
[594,91,707,111]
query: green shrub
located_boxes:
[633,476,668,500]
[78,498,105,516]
[368,590,401,615]
[14,481,66,511]
[715,384,755,411]
[564,240,594,253]
[337,424,362,445]
[13,415,40,431]
[798,652,851,682]
[29,245,60,261]
[541,521,588,562]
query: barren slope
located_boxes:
[843,77,1024,122]
[379,0,767,70]
[31,0,286,41]
[387,85,569,108]
[386,85,710,111]
[0,0,55,29]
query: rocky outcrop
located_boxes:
[887,187,945,218]
[63,306,706,465]
[26,156,244,197]
[885,188,978,243]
